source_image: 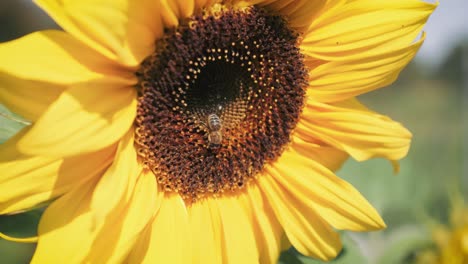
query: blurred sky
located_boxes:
[416,0,468,68]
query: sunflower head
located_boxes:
[134,5,307,201]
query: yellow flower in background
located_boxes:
[417,199,468,264]
[0,0,436,263]
[435,225,468,264]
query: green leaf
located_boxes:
[0,104,29,144]
[279,249,305,264]
[0,209,43,238]
[0,209,44,264]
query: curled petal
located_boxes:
[297,99,412,162]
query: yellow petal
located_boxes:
[159,0,219,28]
[290,135,349,172]
[213,195,259,264]
[131,194,192,264]
[0,30,134,85]
[34,0,166,67]
[90,130,139,225]
[265,0,343,32]
[228,0,344,32]
[306,34,425,102]
[0,128,116,215]
[85,170,161,263]
[242,185,283,264]
[158,0,181,28]
[188,200,223,264]
[18,82,137,158]
[194,0,219,10]
[270,148,385,231]
[302,0,437,61]
[0,73,63,121]
[297,99,412,161]
[258,175,342,260]
[32,179,99,264]
[32,137,151,263]
[160,0,196,27]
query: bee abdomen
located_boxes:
[208,114,222,131]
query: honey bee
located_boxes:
[207,113,222,148]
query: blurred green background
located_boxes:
[0,0,467,263]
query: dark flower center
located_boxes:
[135,5,307,201]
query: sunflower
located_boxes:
[429,224,468,264]
[0,0,436,263]
[415,195,468,264]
